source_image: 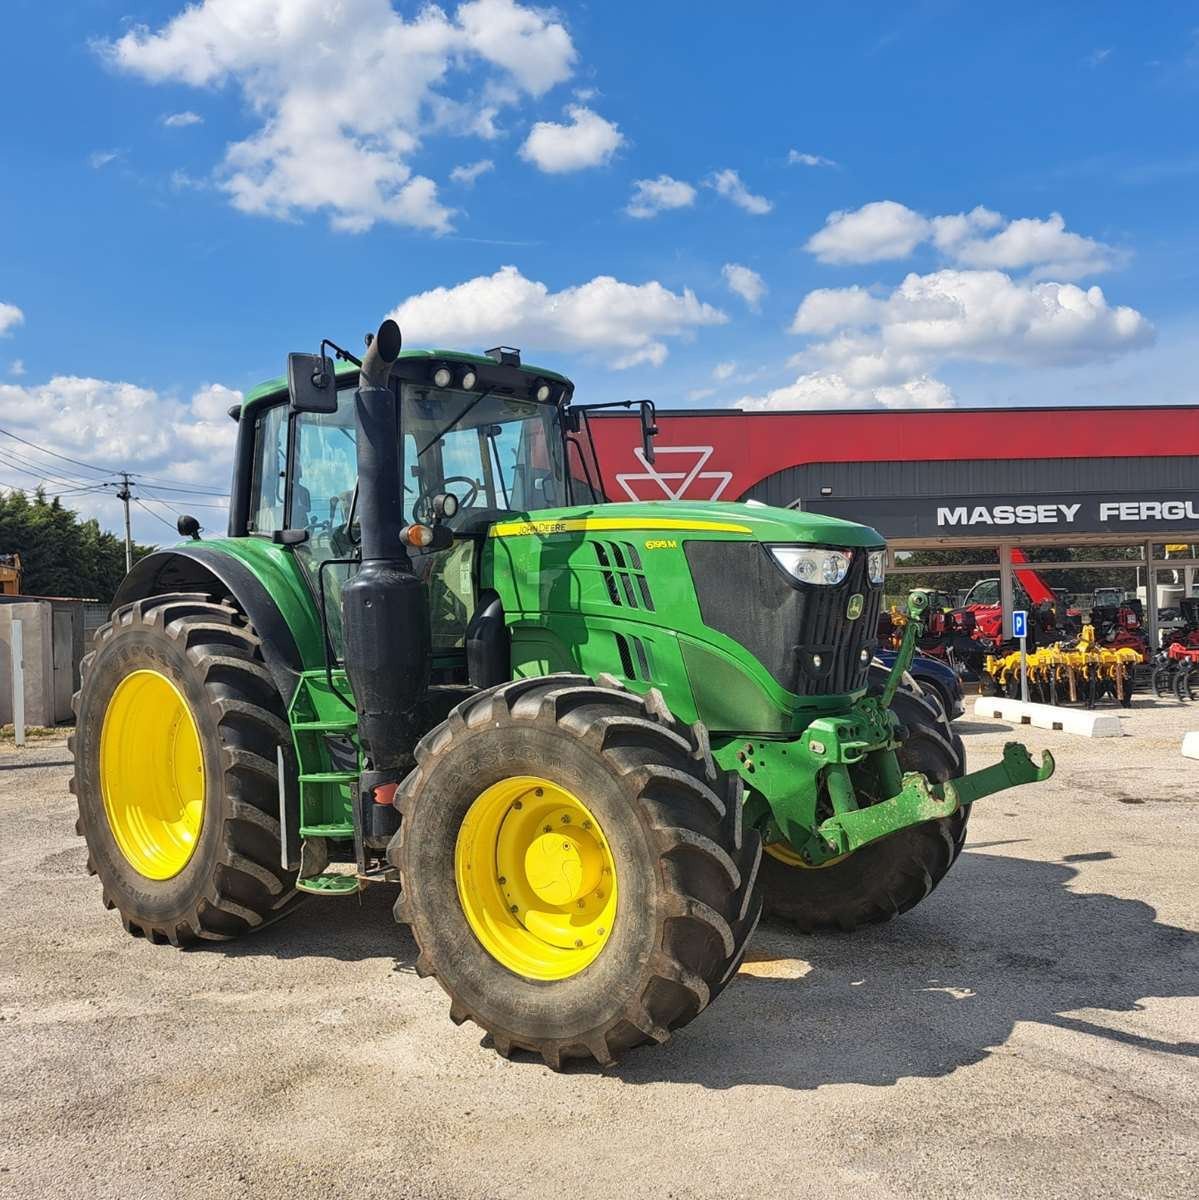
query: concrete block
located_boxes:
[1182,731,1199,760]
[972,695,1123,737]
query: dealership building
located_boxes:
[590,405,1199,647]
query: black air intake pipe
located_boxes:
[341,319,431,778]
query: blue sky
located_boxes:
[1,1,1197,540]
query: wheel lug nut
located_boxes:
[574,939,583,948]
[543,825,552,833]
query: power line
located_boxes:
[0,426,118,477]
[0,478,113,500]
[138,486,227,510]
[0,447,111,492]
[137,493,184,519]
[133,496,180,533]
[129,477,230,498]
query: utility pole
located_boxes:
[116,472,133,573]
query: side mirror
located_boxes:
[287,352,339,414]
[640,400,658,465]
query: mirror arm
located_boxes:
[320,338,363,369]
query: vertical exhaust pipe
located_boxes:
[341,319,431,783]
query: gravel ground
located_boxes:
[1,702,1197,1200]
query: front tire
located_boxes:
[70,593,299,944]
[762,689,968,932]
[388,674,762,1069]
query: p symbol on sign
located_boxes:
[1012,610,1028,640]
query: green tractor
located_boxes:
[71,319,1053,1068]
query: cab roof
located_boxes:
[242,348,574,416]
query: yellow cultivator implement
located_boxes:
[983,626,1143,708]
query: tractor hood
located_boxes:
[487,500,884,548]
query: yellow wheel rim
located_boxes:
[454,776,618,981]
[99,669,205,880]
[764,840,850,870]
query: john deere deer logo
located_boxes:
[846,594,864,620]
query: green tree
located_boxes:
[0,488,153,602]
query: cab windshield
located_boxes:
[401,385,581,527]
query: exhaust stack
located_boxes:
[341,319,430,780]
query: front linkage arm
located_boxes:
[726,588,1055,865]
[819,741,1055,857]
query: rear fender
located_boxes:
[112,546,314,701]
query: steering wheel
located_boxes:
[413,475,480,524]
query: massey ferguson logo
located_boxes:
[937,503,1081,527]
[937,499,1199,527]
[616,446,732,502]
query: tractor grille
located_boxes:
[791,551,883,695]
[685,541,882,697]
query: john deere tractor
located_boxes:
[71,319,1053,1068]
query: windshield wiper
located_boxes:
[486,425,511,508]
[418,387,494,456]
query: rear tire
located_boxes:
[388,673,762,1069]
[70,593,299,945]
[762,690,967,932]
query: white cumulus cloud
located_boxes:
[741,268,1153,411]
[450,159,494,187]
[388,265,726,368]
[806,200,930,264]
[739,373,953,411]
[707,169,772,215]
[0,303,24,336]
[625,175,696,219]
[0,374,240,541]
[722,263,767,310]
[712,361,737,382]
[787,150,837,167]
[519,105,623,173]
[162,110,203,127]
[88,149,123,170]
[932,207,1119,278]
[807,200,1120,279]
[102,0,581,232]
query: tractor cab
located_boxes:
[235,342,635,673]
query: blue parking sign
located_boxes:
[1012,609,1028,639]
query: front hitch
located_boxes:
[819,742,1055,857]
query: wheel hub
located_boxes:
[99,669,205,880]
[523,821,604,906]
[454,776,618,980]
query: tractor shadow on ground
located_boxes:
[612,849,1199,1091]
[208,850,1199,1093]
[216,883,421,966]
[951,720,1014,734]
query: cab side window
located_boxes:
[248,404,288,533]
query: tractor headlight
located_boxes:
[769,546,851,586]
[867,550,885,585]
